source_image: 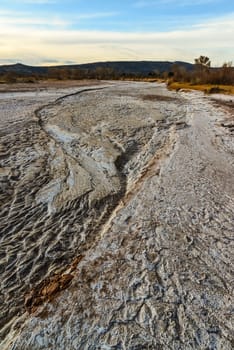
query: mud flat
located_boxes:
[0,81,233,349]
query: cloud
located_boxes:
[13,0,58,3]
[74,12,119,20]
[0,12,233,66]
[0,10,119,29]
[0,16,69,27]
[134,0,219,7]
[0,11,120,32]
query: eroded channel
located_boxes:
[0,82,233,349]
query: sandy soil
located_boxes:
[0,80,102,93]
[0,82,233,349]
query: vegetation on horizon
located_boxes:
[167,56,234,93]
[0,57,233,94]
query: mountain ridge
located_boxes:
[0,60,194,76]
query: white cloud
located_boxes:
[0,10,118,29]
[13,0,58,3]
[0,12,233,66]
[0,17,68,27]
[75,12,119,20]
[134,0,219,7]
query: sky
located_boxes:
[0,0,233,66]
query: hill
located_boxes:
[0,61,194,77]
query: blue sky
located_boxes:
[0,0,233,65]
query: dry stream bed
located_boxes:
[0,81,233,349]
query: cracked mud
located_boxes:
[0,82,233,349]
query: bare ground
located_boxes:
[0,81,233,349]
[0,80,102,93]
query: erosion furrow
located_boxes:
[1,82,174,345]
[0,82,233,350]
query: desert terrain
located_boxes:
[0,81,233,349]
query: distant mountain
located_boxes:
[60,61,194,74]
[0,63,48,75]
[0,61,194,76]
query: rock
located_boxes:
[42,282,60,297]
[59,274,73,287]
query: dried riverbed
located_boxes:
[0,81,233,349]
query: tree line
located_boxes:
[0,66,131,83]
[0,56,233,85]
[168,56,234,86]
